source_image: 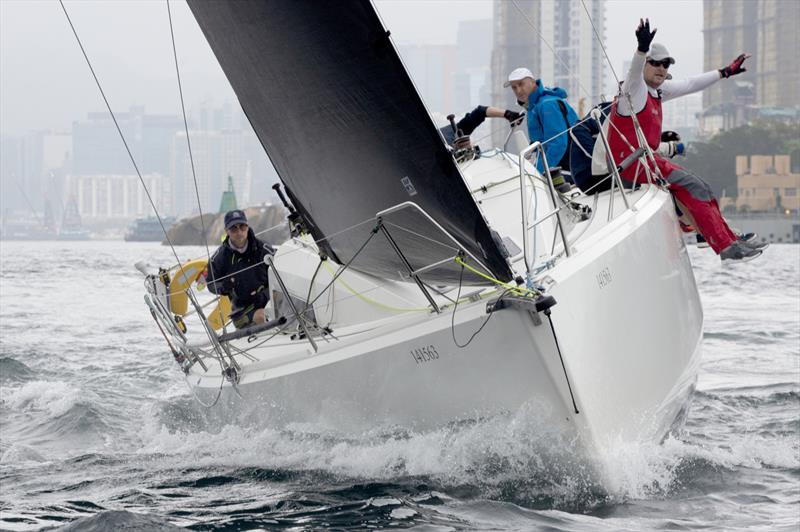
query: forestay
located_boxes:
[188,0,513,285]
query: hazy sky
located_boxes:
[0,0,705,136]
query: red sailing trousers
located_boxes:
[606,95,736,253]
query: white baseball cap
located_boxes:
[647,43,675,65]
[503,67,534,87]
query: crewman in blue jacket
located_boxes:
[505,67,579,192]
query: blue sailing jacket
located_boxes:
[526,80,579,173]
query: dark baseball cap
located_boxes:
[224,209,247,230]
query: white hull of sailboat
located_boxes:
[188,186,702,460]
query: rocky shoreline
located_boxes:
[164,204,289,246]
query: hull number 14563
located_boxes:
[411,345,439,364]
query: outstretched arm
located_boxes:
[660,71,720,102]
[454,105,524,136]
[661,53,750,102]
[617,18,656,116]
[487,106,525,124]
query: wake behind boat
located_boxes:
[138,1,702,483]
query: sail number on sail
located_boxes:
[411,345,440,364]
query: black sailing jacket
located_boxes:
[206,228,275,315]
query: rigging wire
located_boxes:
[62,0,231,381]
[305,225,380,310]
[579,0,621,87]
[58,0,184,269]
[382,221,459,253]
[164,0,233,352]
[575,5,663,182]
[510,0,595,104]
[167,217,376,295]
[506,0,642,160]
[166,0,213,265]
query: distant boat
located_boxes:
[125,216,176,242]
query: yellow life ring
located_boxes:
[168,258,231,331]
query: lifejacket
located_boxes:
[606,91,680,182]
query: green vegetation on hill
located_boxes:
[682,121,800,198]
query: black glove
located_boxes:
[635,18,656,53]
[504,110,524,124]
[661,130,681,142]
[719,53,749,78]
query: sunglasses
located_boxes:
[647,59,672,69]
[228,223,248,232]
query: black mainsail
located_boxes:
[188,0,512,284]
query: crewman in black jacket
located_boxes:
[207,209,275,329]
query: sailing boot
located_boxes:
[720,240,763,263]
[549,167,572,194]
[736,231,769,250]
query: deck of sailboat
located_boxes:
[184,176,660,387]
[175,176,700,450]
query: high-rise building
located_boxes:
[539,0,605,114]
[491,1,541,110]
[397,44,458,115]
[755,0,800,109]
[72,107,183,177]
[171,129,253,217]
[490,0,541,146]
[0,130,71,215]
[701,0,799,135]
[0,136,25,213]
[454,19,493,113]
[66,173,165,220]
[490,0,605,145]
[701,0,759,134]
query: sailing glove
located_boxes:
[719,53,749,78]
[659,141,685,158]
[504,110,525,124]
[636,18,656,53]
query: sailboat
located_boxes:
[140,1,702,479]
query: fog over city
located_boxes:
[1,0,703,136]
[4,0,752,239]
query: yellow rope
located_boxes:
[454,256,535,297]
[320,261,505,313]
[321,262,430,313]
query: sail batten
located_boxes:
[188,0,512,284]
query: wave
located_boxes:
[0,443,47,464]
[2,380,111,445]
[132,384,800,514]
[0,356,36,382]
[54,509,185,531]
[3,380,90,418]
[135,400,669,510]
[695,382,799,400]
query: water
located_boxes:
[1,241,798,531]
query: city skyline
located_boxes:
[1,0,706,137]
[8,0,786,225]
